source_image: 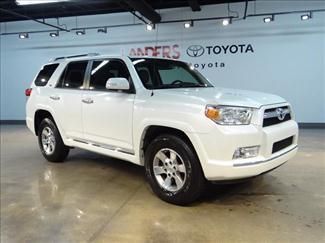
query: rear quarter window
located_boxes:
[34,64,59,86]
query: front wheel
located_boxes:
[145,134,205,205]
[38,118,69,162]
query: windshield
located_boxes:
[131,58,213,89]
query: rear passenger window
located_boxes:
[89,59,131,90]
[34,64,59,86]
[57,61,88,89]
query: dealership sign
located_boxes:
[186,44,254,57]
[129,44,180,59]
[128,43,255,70]
[185,43,255,70]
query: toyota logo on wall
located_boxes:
[186,45,205,57]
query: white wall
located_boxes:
[1,0,324,122]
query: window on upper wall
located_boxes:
[57,61,88,89]
[89,59,131,90]
[34,64,59,86]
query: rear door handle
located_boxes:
[82,98,94,104]
[50,95,60,101]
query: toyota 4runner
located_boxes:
[26,53,298,205]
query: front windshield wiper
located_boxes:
[180,83,207,88]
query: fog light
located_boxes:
[233,146,260,159]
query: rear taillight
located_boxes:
[25,88,32,97]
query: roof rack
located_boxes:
[52,53,100,62]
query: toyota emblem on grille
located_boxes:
[186,45,205,57]
[276,108,286,121]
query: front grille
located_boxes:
[272,136,293,153]
[263,106,291,127]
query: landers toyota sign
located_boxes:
[185,43,255,70]
[186,44,254,57]
[127,43,255,70]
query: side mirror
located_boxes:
[105,77,130,91]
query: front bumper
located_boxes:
[190,119,298,181]
[205,145,297,180]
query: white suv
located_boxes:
[26,54,298,205]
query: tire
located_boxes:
[38,118,69,163]
[145,134,205,205]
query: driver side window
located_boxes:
[89,59,131,90]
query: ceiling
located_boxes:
[0,0,249,23]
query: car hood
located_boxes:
[155,87,286,108]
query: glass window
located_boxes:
[131,58,213,90]
[34,64,59,86]
[158,66,198,85]
[89,59,131,90]
[57,61,88,89]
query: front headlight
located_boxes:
[205,105,253,125]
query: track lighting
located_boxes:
[184,20,193,28]
[76,29,85,35]
[97,27,107,33]
[263,16,274,23]
[19,33,29,39]
[49,31,59,37]
[301,13,312,21]
[146,23,155,31]
[222,18,231,26]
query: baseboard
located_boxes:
[0,120,25,125]
[298,123,325,129]
[0,120,324,129]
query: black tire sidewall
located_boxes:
[38,118,68,162]
[145,135,204,205]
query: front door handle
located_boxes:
[82,98,94,104]
[50,95,60,101]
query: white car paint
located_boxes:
[26,55,298,181]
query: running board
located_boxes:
[71,138,135,155]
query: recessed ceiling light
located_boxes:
[19,33,29,39]
[146,23,155,31]
[184,20,193,28]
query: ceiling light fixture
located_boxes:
[76,29,85,35]
[263,16,274,23]
[184,20,194,28]
[16,0,70,5]
[146,23,155,31]
[19,33,29,39]
[222,18,231,26]
[49,31,59,37]
[301,13,312,21]
[97,27,107,33]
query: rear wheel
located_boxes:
[38,118,69,162]
[145,134,205,205]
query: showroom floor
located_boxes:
[1,125,324,242]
